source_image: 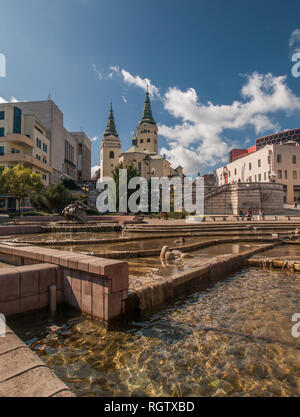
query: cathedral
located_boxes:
[100,90,183,180]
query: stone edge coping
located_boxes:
[128,243,277,311]
[0,243,128,283]
[11,231,294,246]
[92,237,280,259]
[0,325,75,397]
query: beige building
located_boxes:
[13,100,91,184]
[216,140,300,204]
[0,103,52,211]
[100,92,183,180]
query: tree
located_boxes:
[112,162,140,212]
[2,164,43,214]
[0,165,5,195]
[36,183,71,213]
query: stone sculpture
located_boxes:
[62,200,88,223]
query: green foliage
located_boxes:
[1,164,44,213]
[32,183,71,214]
[112,162,140,212]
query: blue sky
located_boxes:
[1,0,300,176]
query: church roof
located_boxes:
[123,145,149,154]
[139,89,156,125]
[103,103,119,137]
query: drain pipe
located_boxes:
[49,285,57,315]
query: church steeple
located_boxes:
[104,102,118,137]
[139,88,156,125]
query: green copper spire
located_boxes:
[104,102,118,137]
[139,89,156,125]
[132,132,138,146]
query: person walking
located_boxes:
[247,208,253,221]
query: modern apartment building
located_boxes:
[13,99,91,184]
[216,128,300,204]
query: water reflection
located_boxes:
[9,267,300,397]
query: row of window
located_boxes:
[35,154,48,164]
[65,140,75,164]
[36,138,48,152]
[0,146,21,155]
[277,154,297,164]
[277,170,300,180]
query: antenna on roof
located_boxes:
[48,93,51,101]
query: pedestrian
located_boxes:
[247,208,252,221]
[294,200,298,209]
[259,207,265,221]
[239,209,245,220]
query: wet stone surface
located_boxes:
[8,267,300,397]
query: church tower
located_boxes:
[100,103,121,179]
[136,89,158,154]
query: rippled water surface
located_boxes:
[9,267,300,397]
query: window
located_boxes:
[140,139,144,143]
[43,143,48,152]
[35,125,43,134]
[36,138,41,149]
[284,170,288,179]
[109,151,114,159]
[42,174,47,180]
[0,127,4,137]
[147,138,150,142]
[234,168,237,175]
[278,170,282,179]
[277,154,282,163]
[249,163,252,170]
[0,146,4,156]
[0,111,5,120]
[11,148,19,154]
[258,173,261,181]
[258,159,261,167]
[293,171,297,180]
[268,156,271,164]
[13,107,22,134]
[36,154,41,161]
[42,157,47,164]
[264,172,266,181]
[65,140,74,164]
[293,155,297,164]
[138,162,142,174]
[255,175,257,182]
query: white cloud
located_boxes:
[90,135,100,142]
[0,96,21,103]
[109,66,160,98]
[98,66,300,175]
[91,165,100,177]
[157,72,300,174]
[122,96,127,103]
[289,29,300,56]
[92,64,103,79]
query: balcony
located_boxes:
[0,133,34,148]
[0,152,52,173]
